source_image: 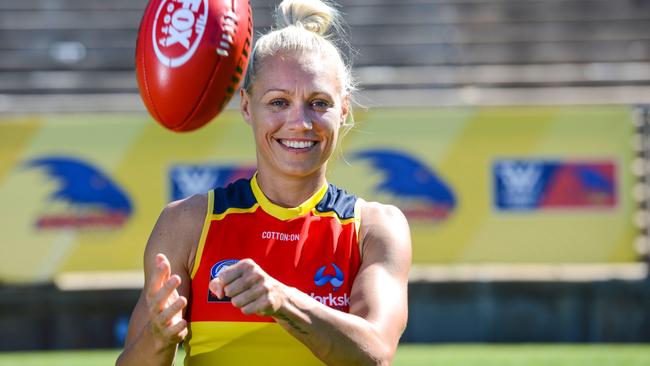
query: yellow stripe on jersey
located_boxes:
[190,190,214,279]
[184,321,324,366]
[353,199,362,239]
[251,173,329,221]
[210,204,260,221]
[310,208,356,225]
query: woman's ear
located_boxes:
[240,88,252,125]
[340,94,350,126]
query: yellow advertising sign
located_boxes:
[0,106,638,283]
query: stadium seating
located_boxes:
[0,0,649,111]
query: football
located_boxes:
[136,0,253,132]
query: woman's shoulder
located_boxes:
[357,199,410,243]
[162,193,208,226]
[357,199,406,224]
[356,199,412,273]
[148,193,209,276]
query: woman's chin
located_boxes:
[272,161,325,179]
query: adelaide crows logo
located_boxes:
[353,149,456,221]
[25,156,132,229]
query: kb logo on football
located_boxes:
[152,0,208,67]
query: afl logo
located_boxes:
[208,259,239,302]
[152,0,208,68]
[210,259,239,280]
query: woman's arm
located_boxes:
[116,194,206,366]
[211,201,411,365]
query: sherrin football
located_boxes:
[136,0,253,132]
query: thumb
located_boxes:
[209,277,224,299]
[153,253,171,291]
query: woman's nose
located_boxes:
[286,105,313,130]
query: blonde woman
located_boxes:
[117,1,411,364]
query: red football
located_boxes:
[136,0,253,132]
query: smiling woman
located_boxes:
[116,1,411,365]
[241,52,348,187]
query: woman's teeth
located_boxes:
[280,140,315,149]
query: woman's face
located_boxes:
[240,51,349,179]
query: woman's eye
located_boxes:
[311,100,330,110]
[270,99,288,108]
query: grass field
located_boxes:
[1,344,649,366]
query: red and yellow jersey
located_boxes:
[184,174,361,366]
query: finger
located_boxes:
[209,277,224,299]
[151,275,182,312]
[239,292,274,316]
[220,258,261,284]
[217,262,244,286]
[157,296,187,327]
[161,318,188,343]
[148,253,171,297]
[223,275,255,299]
[230,282,265,309]
[158,254,171,282]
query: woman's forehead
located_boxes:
[254,51,343,93]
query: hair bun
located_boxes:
[276,0,337,36]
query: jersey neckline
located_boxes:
[250,173,328,221]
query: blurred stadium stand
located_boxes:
[1,0,650,112]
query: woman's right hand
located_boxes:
[146,253,188,347]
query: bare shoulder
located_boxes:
[145,193,208,276]
[161,193,208,227]
[357,200,411,273]
[358,199,410,242]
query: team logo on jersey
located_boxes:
[208,259,239,302]
[493,159,617,211]
[169,164,255,201]
[314,263,344,292]
[152,0,209,67]
[353,148,456,222]
[25,156,132,229]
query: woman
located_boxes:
[117,0,411,365]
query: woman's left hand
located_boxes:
[209,258,287,316]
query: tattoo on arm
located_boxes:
[275,313,309,335]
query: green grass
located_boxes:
[393,344,650,366]
[1,344,649,366]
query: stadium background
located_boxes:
[1,0,650,362]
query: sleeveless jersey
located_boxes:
[184,174,362,366]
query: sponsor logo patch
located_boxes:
[310,292,350,308]
[314,263,344,292]
[311,263,350,309]
[208,259,239,302]
[261,231,300,242]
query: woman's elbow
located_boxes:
[365,342,395,366]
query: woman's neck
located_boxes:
[255,168,327,208]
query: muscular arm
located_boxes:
[279,202,411,365]
[116,195,206,366]
[213,201,411,365]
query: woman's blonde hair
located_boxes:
[242,0,356,128]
